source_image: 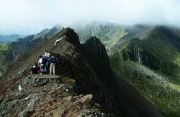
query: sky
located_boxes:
[1,0,180,35]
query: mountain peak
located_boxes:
[60,28,80,47]
[84,36,110,66]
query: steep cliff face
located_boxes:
[0,28,162,117]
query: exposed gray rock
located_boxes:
[19,93,39,117]
[94,103,101,108]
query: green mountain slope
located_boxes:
[110,26,180,116]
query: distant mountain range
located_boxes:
[1,22,180,116]
[0,34,26,43]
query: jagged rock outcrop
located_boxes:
[83,36,110,66]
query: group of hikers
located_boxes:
[30,50,58,75]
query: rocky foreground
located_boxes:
[0,74,105,117]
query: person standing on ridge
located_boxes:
[42,55,48,73]
[48,53,58,75]
[38,55,43,73]
[38,55,47,73]
[44,50,50,69]
[44,50,50,58]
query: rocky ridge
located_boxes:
[0,28,113,117]
[0,28,162,117]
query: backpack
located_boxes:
[42,57,47,64]
[51,56,56,63]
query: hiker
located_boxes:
[38,55,42,66]
[41,55,48,73]
[31,64,39,75]
[38,55,43,73]
[44,50,50,68]
[38,55,47,73]
[44,50,50,58]
[48,53,58,75]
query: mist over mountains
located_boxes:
[1,22,180,116]
[1,0,180,35]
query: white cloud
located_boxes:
[0,0,180,34]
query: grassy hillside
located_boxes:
[142,33,180,79]
[0,43,11,77]
[0,43,9,51]
[109,32,180,116]
[110,58,180,116]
